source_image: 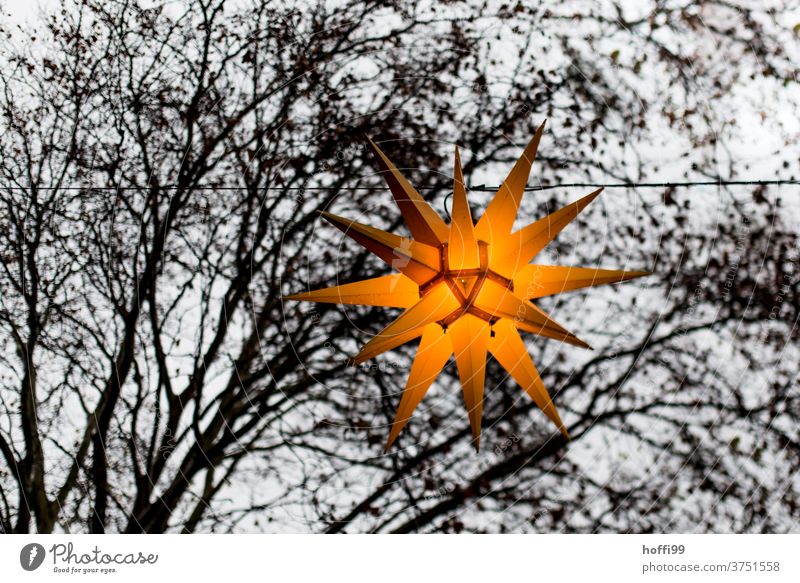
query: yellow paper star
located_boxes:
[286,122,649,451]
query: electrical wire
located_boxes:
[2,179,798,191]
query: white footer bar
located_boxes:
[1,534,797,582]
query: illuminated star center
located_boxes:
[286,121,649,451]
[421,241,513,326]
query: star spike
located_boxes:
[449,313,491,451]
[491,187,603,278]
[513,265,651,299]
[354,282,460,364]
[367,137,449,246]
[352,326,425,366]
[520,301,593,350]
[488,319,569,438]
[319,211,440,284]
[448,146,479,270]
[472,278,592,349]
[475,120,546,241]
[384,323,452,451]
[284,274,419,308]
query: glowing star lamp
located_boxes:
[285,122,650,451]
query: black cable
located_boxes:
[2,179,798,191]
[469,179,800,191]
[440,179,800,219]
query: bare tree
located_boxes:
[0,0,798,533]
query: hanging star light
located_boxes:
[285,121,649,451]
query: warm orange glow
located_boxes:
[285,122,649,451]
